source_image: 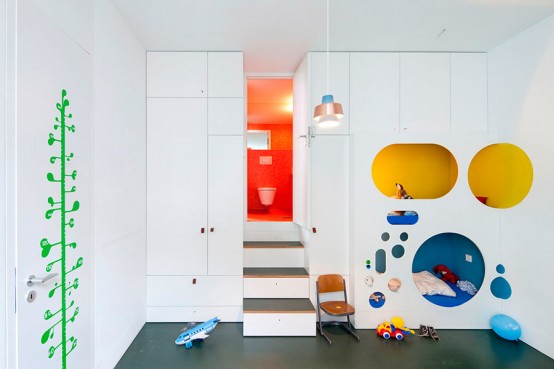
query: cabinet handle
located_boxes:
[201,228,205,234]
[210,227,215,233]
[312,227,317,233]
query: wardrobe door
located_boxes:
[207,135,244,276]
[147,52,207,97]
[147,98,208,275]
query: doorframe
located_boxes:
[243,73,294,224]
[3,0,17,367]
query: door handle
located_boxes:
[210,227,215,233]
[26,273,58,287]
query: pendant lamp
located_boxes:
[313,0,343,127]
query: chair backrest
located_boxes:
[317,274,345,294]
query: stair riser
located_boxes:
[244,278,309,298]
[244,248,304,268]
[243,313,316,336]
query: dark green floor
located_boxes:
[116,323,554,369]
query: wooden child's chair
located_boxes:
[316,274,360,345]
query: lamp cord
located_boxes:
[326,0,329,95]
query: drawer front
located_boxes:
[147,276,242,306]
[243,278,309,298]
[243,313,316,336]
[147,306,243,322]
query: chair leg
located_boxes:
[316,308,332,345]
[318,324,333,345]
[341,316,360,342]
[316,282,332,345]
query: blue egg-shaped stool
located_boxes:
[490,314,521,341]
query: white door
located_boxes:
[15,2,92,368]
[207,136,243,275]
[146,98,208,275]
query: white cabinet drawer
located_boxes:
[243,277,309,298]
[147,276,242,306]
[147,306,243,322]
[243,313,316,336]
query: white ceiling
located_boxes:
[110,0,554,74]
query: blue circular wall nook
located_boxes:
[490,314,521,341]
[412,232,485,308]
[491,277,512,299]
[369,292,386,308]
[392,244,405,258]
[496,264,506,274]
[381,232,390,241]
[400,232,409,241]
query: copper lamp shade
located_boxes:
[313,94,344,123]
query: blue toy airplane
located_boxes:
[175,317,220,349]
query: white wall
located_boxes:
[488,13,554,359]
[1,0,7,365]
[93,0,146,368]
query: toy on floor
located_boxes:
[433,264,460,284]
[490,314,521,341]
[175,317,220,349]
[376,316,415,340]
[418,325,440,340]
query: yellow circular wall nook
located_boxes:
[468,143,533,209]
[372,144,458,199]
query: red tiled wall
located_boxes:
[247,150,292,211]
[247,124,292,211]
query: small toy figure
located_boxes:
[395,183,413,199]
[376,316,415,340]
[391,183,413,216]
[433,264,460,284]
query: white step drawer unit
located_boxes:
[243,277,309,298]
[243,247,304,268]
[243,299,316,336]
[243,313,316,336]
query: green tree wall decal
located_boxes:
[40,89,83,368]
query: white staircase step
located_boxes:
[243,298,316,336]
[243,267,309,298]
[244,241,304,268]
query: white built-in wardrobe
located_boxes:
[146,52,244,322]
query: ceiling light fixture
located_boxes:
[313,0,343,128]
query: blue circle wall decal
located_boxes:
[496,264,506,274]
[381,232,390,241]
[400,232,409,241]
[369,292,386,308]
[491,277,512,299]
[392,244,405,258]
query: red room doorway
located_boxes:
[246,78,293,222]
